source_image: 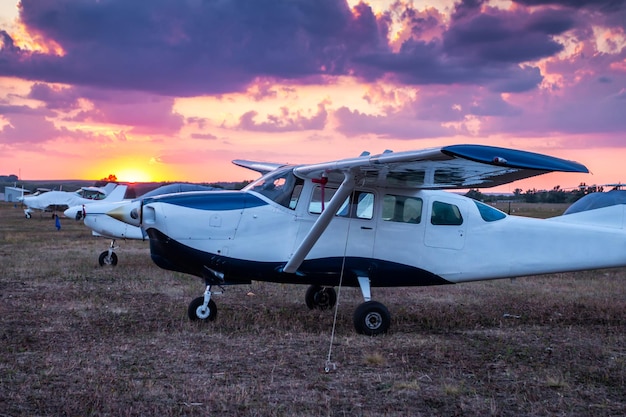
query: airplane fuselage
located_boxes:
[138,182,626,288]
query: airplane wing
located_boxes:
[293,144,589,189]
[232,160,287,175]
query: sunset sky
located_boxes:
[0,0,624,192]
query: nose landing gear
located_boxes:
[98,240,119,266]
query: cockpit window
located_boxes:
[244,167,302,209]
[473,201,506,222]
[77,189,105,200]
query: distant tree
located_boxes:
[0,174,18,182]
[545,185,567,203]
[464,189,484,201]
[94,174,118,186]
[523,188,538,203]
[232,180,252,190]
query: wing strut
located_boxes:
[282,170,356,274]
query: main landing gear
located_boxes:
[352,300,390,336]
[98,239,118,266]
[305,285,337,310]
[305,277,391,336]
[185,271,391,335]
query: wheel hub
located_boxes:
[314,291,330,307]
[364,312,382,330]
[196,306,211,320]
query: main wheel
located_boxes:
[98,251,118,266]
[305,285,337,310]
[353,301,390,336]
[188,296,217,321]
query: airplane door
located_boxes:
[344,191,376,259]
[297,188,376,260]
[424,198,467,250]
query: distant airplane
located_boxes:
[64,159,279,266]
[64,183,220,266]
[106,144,626,336]
[21,183,127,218]
[63,183,217,266]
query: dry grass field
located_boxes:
[1,202,625,416]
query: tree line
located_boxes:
[465,183,611,204]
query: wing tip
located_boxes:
[442,144,589,173]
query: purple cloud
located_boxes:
[354,3,576,92]
[0,0,386,96]
[0,112,109,144]
[191,133,218,140]
[0,0,603,96]
[334,106,456,139]
[0,0,624,144]
[237,102,328,132]
[28,83,81,110]
[70,89,184,134]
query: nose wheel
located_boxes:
[188,296,218,321]
[98,240,119,266]
[98,251,118,266]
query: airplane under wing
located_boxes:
[292,144,589,189]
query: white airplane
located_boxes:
[64,183,222,266]
[107,144,626,335]
[21,183,127,218]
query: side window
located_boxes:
[309,186,339,214]
[382,195,422,224]
[354,191,374,219]
[474,200,506,222]
[431,201,463,226]
[287,179,304,210]
[309,187,373,219]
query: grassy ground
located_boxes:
[1,202,625,416]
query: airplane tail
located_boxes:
[100,183,118,195]
[102,185,128,202]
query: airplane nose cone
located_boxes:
[64,205,83,220]
[106,201,141,226]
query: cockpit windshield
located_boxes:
[77,189,106,200]
[243,166,303,209]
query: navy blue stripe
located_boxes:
[144,191,267,211]
[146,228,452,287]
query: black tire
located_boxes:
[353,301,390,336]
[305,285,337,310]
[98,251,118,266]
[188,296,217,321]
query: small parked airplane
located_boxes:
[21,183,127,218]
[107,144,626,335]
[64,183,221,266]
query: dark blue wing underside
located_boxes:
[442,145,589,173]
